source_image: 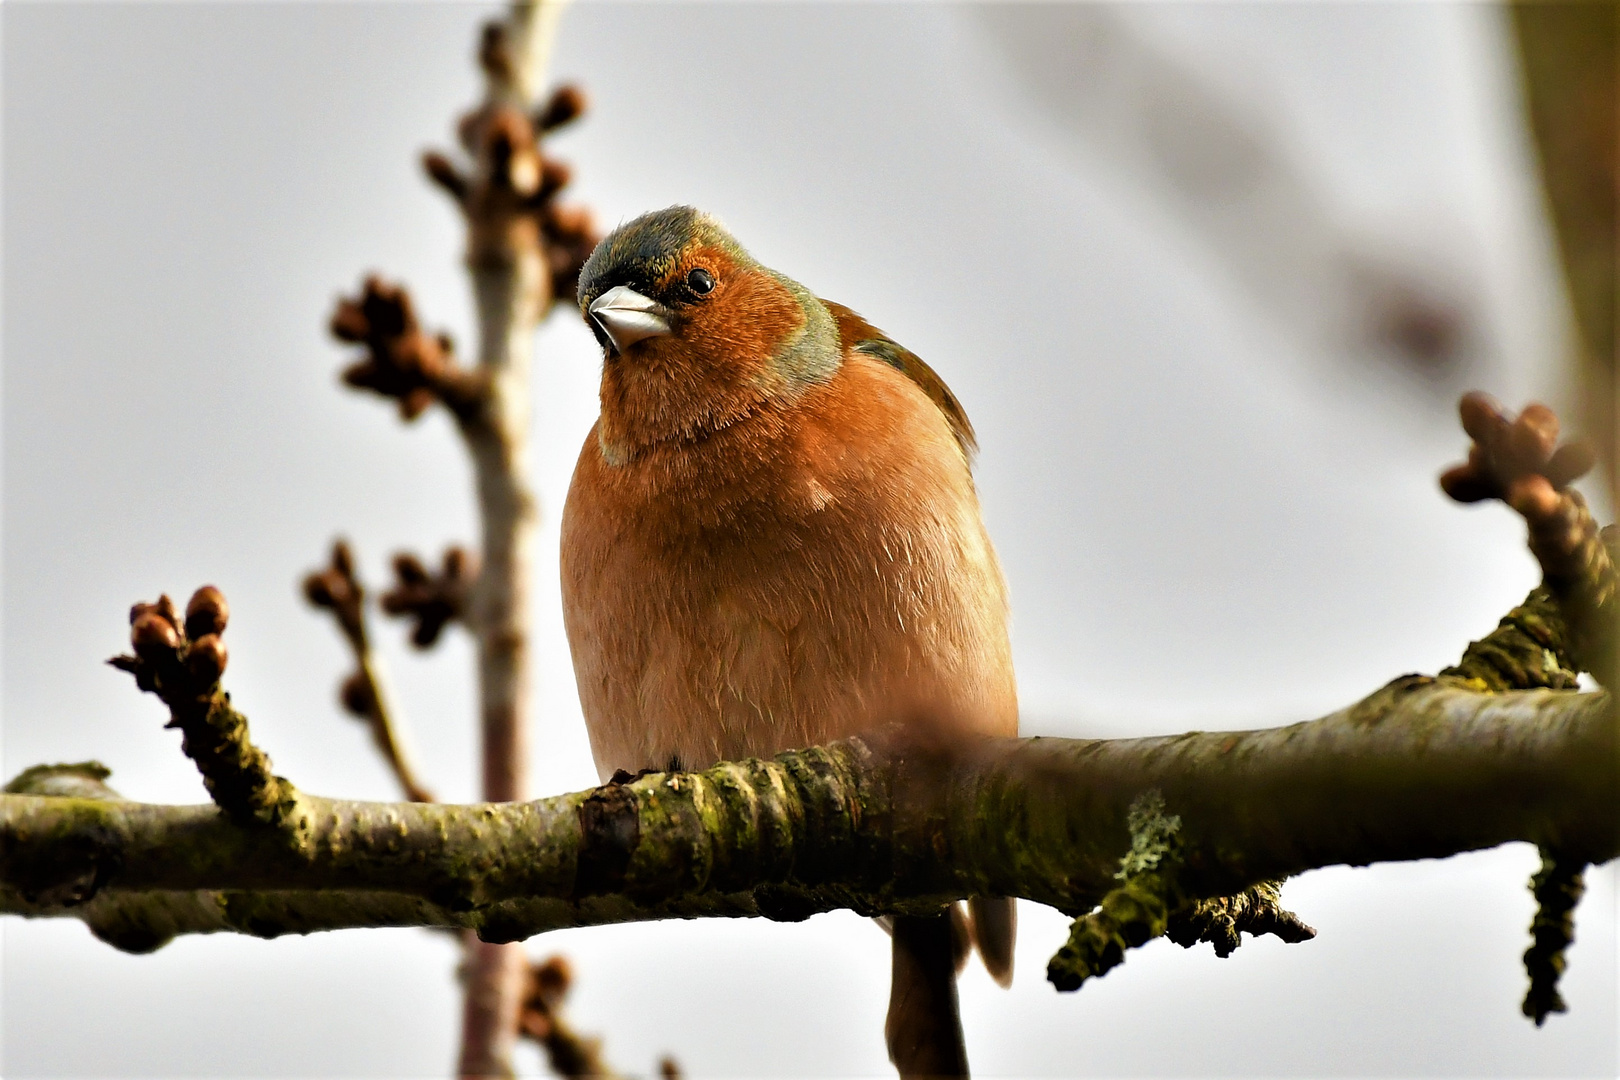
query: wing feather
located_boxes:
[822,300,978,458]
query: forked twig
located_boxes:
[304,541,435,804]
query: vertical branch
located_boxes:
[456,251,542,1079]
[465,253,543,806]
[461,938,531,1079]
[438,0,590,808]
[505,0,570,106]
[427,2,593,1075]
[1510,4,1618,509]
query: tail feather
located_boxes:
[887,913,969,1079]
[967,897,1016,988]
[948,903,973,975]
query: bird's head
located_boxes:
[578,206,839,461]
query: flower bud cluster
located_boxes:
[112,585,232,697]
[331,278,488,423]
[1441,393,1615,686]
[1441,392,1595,513]
[423,22,600,303]
[382,545,477,648]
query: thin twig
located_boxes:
[305,542,436,804]
[517,955,622,1079]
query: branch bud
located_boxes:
[340,670,376,718]
[185,586,230,641]
[131,611,180,658]
[535,85,586,133]
[186,635,228,685]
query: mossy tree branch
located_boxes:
[5,679,1612,955]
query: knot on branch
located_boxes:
[518,954,622,1078]
[381,545,477,648]
[109,587,295,826]
[0,763,125,909]
[1047,794,1313,991]
[1523,848,1587,1026]
[303,540,434,803]
[1441,393,1616,686]
[425,36,600,301]
[1164,881,1316,958]
[331,277,487,423]
[5,761,119,800]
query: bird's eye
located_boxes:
[687,268,715,295]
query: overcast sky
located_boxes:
[3,3,1614,1077]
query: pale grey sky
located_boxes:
[4,3,1614,1077]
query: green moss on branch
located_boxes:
[1165,881,1316,957]
[1046,792,1185,991]
[1522,849,1587,1026]
[1443,587,1580,692]
[2,681,1613,954]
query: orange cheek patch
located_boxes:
[598,250,821,454]
[684,271,804,376]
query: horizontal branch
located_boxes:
[3,679,1613,952]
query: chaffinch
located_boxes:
[561,206,1017,1078]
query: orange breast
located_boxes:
[560,354,1017,778]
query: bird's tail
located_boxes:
[885,900,1016,1078]
[967,896,1016,988]
[886,912,969,1079]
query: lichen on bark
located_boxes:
[1046,791,1186,991]
[4,681,1613,958]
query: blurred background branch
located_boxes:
[303,540,436,804]
[1510,2,1617,511]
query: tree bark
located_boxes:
[5,681,1612,954]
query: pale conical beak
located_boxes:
[589,285,672,352]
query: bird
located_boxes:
[560,205,1017,1078]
